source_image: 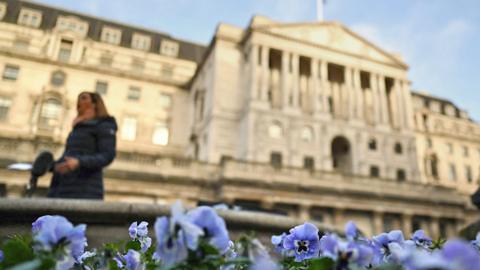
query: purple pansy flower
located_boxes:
[124,249,143,270]
[319,233,373,269]
[128,221,152,253]
[442,239,480,270]
[31,215,87,269]
[411,230,432,249]
[271,233,287,255]
[129,221,148,239]
[153,201,205,267]
[283,222,320,262]
[153,216,189,267]
[249,256,280,270]
[187,206,230,253]
[345,221,358,241]
[170,201,204,250]
[371,230,405,265]
[471,232,480,251]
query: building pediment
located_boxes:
[251,18,407,68]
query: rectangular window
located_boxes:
[448,164,457,181]
[131,58,145,73]
[426,138,433,148]
[303,156,315,170]
[58,39,73,62]
[463,146,469,157]
[127,87,141,101]
[56,16,88,36]
[270,152,282,169]
[396,169,406,182]
[368,139,377,151]
[383,216,395,232]
[161,64,174,78]
[13,39,30,51]
[466,166,473,183]
[370,166,380,178]
[100,53,113,66]
[447,143,454,154]
[101,26,122,45]
[0,96,12,121]
[3,65,19,81]
[132,33,151,51]
[0,3,6,20]
[18,8,42,28]
[152,121,169,145]
[160,40,179,57]
[159,93,172,108]
[95,81,108,95]
[121,117,137,141]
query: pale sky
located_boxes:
[33,0,480,121]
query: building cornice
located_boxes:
[0,49,191,89]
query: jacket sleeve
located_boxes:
[77,120,117,170]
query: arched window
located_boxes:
[268,121,283,139]
[300,126,314,142]
[51,71,66,86]
[39,98,62,129]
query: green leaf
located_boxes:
[373,264,403,270]
[125,240,142,252]
[1,235,34,267]
[8,259,42,270]
[308,257,335,270]
[198,241,220,256]
[431,238,447,250]
[108,258,122,270]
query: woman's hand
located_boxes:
[54,157,80,174]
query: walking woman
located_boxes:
[48,91,117,199]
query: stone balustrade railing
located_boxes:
[108,153,469,208]
[0,198,339,247]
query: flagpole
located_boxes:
[317,0,324,21]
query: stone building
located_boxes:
[412,92,480,195]
[0,0,478,237]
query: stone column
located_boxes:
[353,69,363,120]
[345,67,354,119]
[281,51,290,108]
[299,204,311,221]
[333,208,345,227]
[377,75,389,125]
[320,61,329,113]
[311,58,320,113]
[395,79,405,129]
[401,214,413,236]
[402,80,415,129]
[429,217,440,239]
[249,44,259,100]
[332,83,340,117]
[370,74,381,124]
[291,54,300,107]
[260,46,269,101]
[261,200,274,210]
[373,211,384,235]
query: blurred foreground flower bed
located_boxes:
[0,201,479,270]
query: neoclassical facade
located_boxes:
[190,16,419,183]
[412,92,480,195]
[0,0,478,238]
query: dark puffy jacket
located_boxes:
[48,117,117,199]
